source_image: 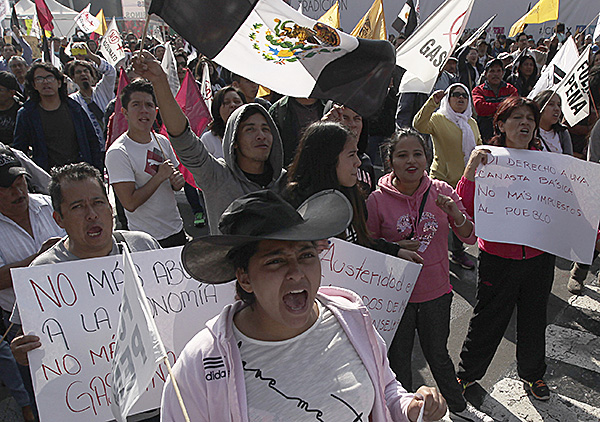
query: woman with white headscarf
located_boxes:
[413,83,482,269]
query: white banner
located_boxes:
[474,146,600,264]
[161,41,180,98]
[110,247,167,422]
[528,36,578,99]
[396,0,475,94]
[75,4,100,34]
[201,62,213,111]
[320,238,422,347]
[555,45,590,127]
[99,19,126,67]
[12,247,236,422]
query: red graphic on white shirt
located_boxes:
[144,148,164,176]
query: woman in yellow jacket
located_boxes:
[413,83,482,269]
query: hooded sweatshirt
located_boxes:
[169,103,286,233]
[366,172,476,303]
[161,286,415,422]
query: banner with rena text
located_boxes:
[474,146,600,264]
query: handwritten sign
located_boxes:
[320,238,422,347]
[12,247,235,422]
[474,146,600,264]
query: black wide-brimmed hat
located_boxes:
[182,189,353,284]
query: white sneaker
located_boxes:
[450,402,494,422]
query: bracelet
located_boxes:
[454,213,468,228]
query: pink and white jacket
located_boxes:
[161,286,416,421]
[366,172,476,303]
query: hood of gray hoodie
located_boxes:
[222,103,284,184]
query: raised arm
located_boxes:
[133,51,187,136]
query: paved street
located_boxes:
[1,191,599,421]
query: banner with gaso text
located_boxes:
[320,238,422,347]
[474,146,600,264]
[12,247,236,422]
[12,241,421,421]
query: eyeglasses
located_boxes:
[450,92,469,99]
[34,75,57,84]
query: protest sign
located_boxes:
[98,18,126,67]
[12,247,236,422]
[474,146,600,264]
[13,240,421,420]
[320,238,422,347]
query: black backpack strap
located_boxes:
[113,231,128,253]
[408,185,431,239]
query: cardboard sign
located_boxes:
[12,247,235,422]
[320,238,422,346]
[474,146,600,263]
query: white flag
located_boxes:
[110,246,167,422]
[99,18,126,67]
[528,36,578,99]
[162,41,181,97]
[201,61,214,111]
[75,4,100,34]
[152,25,164,44]
[30,13,41,39]
[593,12,600,43]
[555,45,591,127]
[396,0,475,94]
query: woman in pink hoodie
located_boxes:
[366,129,492,422]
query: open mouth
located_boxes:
[283,290,308,313]
[406,166,418,173]
[87,226,103,238]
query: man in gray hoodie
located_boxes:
[133,52,286,234]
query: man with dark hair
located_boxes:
[8,55,28,95]
[510,32,548,69]
[9,162,161,422]
[12,63,102,172]
[134,52,286,234]
[0,26,33,72]
[0,146,64,421]
[231,73,271,109]
[105,79,187,247]
[174,50,188,85]
[67,42,117,149]
[0,71,22,145]
[472,59,518,142]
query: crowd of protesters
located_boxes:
[0,18,599,422]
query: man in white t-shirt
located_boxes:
[105,79,187,248]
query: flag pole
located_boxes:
[163,356,191,422]
[139,13,152,53]
[579,15,599,34]
[0,322,14,344]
